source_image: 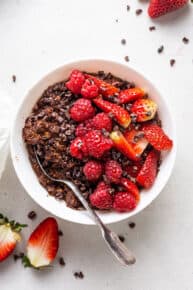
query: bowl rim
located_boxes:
[10,58,177,225]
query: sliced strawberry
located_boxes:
[131,99,157,122]
[110,131,139,161]
[118,88,145,104]
[124,129,148,156]
[142,124,173,151]
[0,213,26,262]
[136,150,159,189]
[93,97,131,128]
[85,74,119,98]
[23,217,59,269]
[120,178,140,203]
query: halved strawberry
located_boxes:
[23,217,59,269]
[85,74,119,98]
[124,129,148,156]
[0,213,27,262]
[110,131,139,161]
[118,88,145,104]
[142,124,173,151]
[93,97,131,128]
[131,99,157,122]
[148,0,188,19]
[136,150,159,188]
[120,178,140,203]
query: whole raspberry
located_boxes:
[70,137,88,159]
[92,113,112,132]
[85,130,113,158]
[70,98,95,122]
[83,161,103,181]
[66,70,85,94]
[105,160,122,184]
[81,79,99,99]
[113,191,137,212]
[75,119,93,137]
[89,182,113,209]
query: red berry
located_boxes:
[120,178,140,203]
[83,161,103,181]
[85,130,113,158]
[89,182,113,210]
[148,0,188,19]
[66,70,85,94]
[81,79,99,99]
[70,98,95,122]
[113,191,137,212]
[131,99,157,122]
[75,119,93,137]
[70,137,88,159]
[92,113,112,132]
[105,160,122,184]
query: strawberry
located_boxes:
[142,124,173,151]
[93,97,131,128]
[131,99,157,122]
[124,160,143,178]
[124,129,148,156]
[136,150,159,188]
[0,213,27,262]
[110,131,139,161]
[113,192,137,212]
[120,178,140,203]
[118,88,145,104]
[23,217,59,269]
[85,74,119,98]
[89,182,113,210]
[148,0,188,19]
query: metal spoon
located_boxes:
[34,147,136,266]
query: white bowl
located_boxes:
[10,59,177,225]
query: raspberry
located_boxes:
[105,160,122,184]
[81,79,99,99]
[70,137,88,159]
[75,119,93,137]
[92,113,112,132]
[70,98,95,122]
[66,70,85,94]
[85,130,113,158]
[83,161,103,181]
[113,191,137,212]
[89,182,113,209]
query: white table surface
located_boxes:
[1,1,193,289]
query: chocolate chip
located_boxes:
[58,230,63,236]
[157,45,164,54]
[115,19,118,23]
[121,39,126,45]
[136,9,143,15]
[128,222,136,228]
[170,59,176,67]
[124,56,129,62]
[59,257,65,266]
[74,271,84,279]
[118,235,125,242]
[13,252,24,261]
[126,5,130,11]
[182,37,189,44]
[149,26,156,31]
[12,75,16,82]
[28,211,37,220]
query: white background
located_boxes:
[0,1,193,289]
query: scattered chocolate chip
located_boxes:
[118,235,125,242]
[12,75,16,82]
[74,271,84,279]
[128,222,136,229]
[124,56,129,62]
[58,230,63,236]
[126,5,130,11]
[59,257,66,266]
[115,19,118,23]
[121,39,126,45]
[182,37,189,44]
[149,26,156,31]
[136,9,143,15]
[170,59,176,67]
[13,252,24,261]
[157,45,164,54]
[27,211,37,220]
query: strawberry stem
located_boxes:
[0,213,27,232]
